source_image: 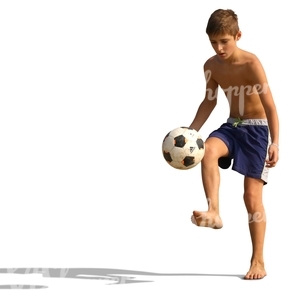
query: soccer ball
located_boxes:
[162,127,205,170]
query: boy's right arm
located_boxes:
[189,66,218,131]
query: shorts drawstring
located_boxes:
[232,117,243,127]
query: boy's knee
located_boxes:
[203,142,220,160]
[243,189,263,212]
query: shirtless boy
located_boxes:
[189,9,279,280]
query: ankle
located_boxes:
[208,208,219,214]
[250,258,264,266]
[206,198,219,213]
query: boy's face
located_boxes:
[209,32,241,60]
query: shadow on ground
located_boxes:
[0,268,244,289]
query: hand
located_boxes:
[265,143,279,168]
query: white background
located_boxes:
[0,0,298,299]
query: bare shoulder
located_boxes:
[203,55,220,82]
[242,50,265,71]
[203,55,218,70]
[241,50,268,83]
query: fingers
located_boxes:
[266,146,279,168]
[265,155,279,168]
[265,157,278,168]
[265,160,276,168]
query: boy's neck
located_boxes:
[219,47,242,64]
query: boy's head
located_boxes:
[206,9,240,38]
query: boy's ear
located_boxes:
[236,31,242,41]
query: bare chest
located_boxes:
[210,66,267,117]
[213,65,251,90]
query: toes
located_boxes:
[244,273,265,280]
[244,272,253,280]
[192,211,200,218]
[191,215,197,225]
[191,215,207,227]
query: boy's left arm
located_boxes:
[252,60,279,168]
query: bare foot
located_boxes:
[244,261,267,280]
[191,211,223,229]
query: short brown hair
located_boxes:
[206,9,239,37]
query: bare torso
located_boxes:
[206,50,267,119]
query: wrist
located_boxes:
[271,143,279,150]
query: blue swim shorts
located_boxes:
[208,118,271,184]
